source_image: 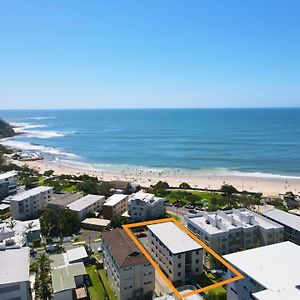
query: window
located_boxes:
[178,263,181,268]
[196,267,199,272]
[0,284,20,294]
[178,254,181,259]
[144,281,152,285]
[195,250,199,254]
[195,259,199,263]
[177,272,181,276]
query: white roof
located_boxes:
[224,241,300,297]
[67,194,105,211]
[0,247,30,284]
[253,287,300,300]
[103,194,128,207]
[66,246,88,263]
[147,222,202,254]
[11,186,52,201]
[81,218,110,227]
[0,171,18,181]
[263,209,300,231]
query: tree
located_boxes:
[43,170,54,177]
[179,182,191,189]
[186,193,199,207]
[152,181,169,190]
[23,176,39,190]
[40,209,81,239]
[110,216,130,229]
[220,184,238,195]
[6,220,16,230]
[33,254,52,300]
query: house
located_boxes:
[50,246,88,300]
[10,186,53,220]
[0,247,30,300]
[102,228,155,300]
[224,241,300,300]
[67,194,105,221]
[147,222,203,285]
[263,208,300,245]
[102,194,129,220]
[0,219,41,250]
[128,191,165,222]
[186,208,284,266]
[0,171,18,198]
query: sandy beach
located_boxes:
[14,157,300,197]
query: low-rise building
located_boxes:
[0,171,18,197]
[128,191,165,222]
[81,218,110,231]
[224,241,300,300]
[10,186,53,220]
[0,247,30,300]
[67,194,105,221]
[103,194,129,220]
[102,228,155,300]
[263,208,300,245]
[50,246,88,300]
[186,208,284,266]
[0,219,41,249]
[47,193,83,210]
[147,222,203,285]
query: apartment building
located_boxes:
[0,171,18,198]
[0,247,30,300]
[10,186,53,220]
[263,208,300,245]
[186,208,284,266]
[102,228,155,300]
[224,241,300,300]
[147,222,203,285]
[103,194,129,220]
[128,191,165,222]
[67,194,105,221]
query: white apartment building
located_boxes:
[10,186,53,220]
[0,171,18,197]
[263,208,300,245]
[102,228,155,300]
[103,194,129,220]
[67,194,105,221]
[128,191,165,222]
[0,247,30,300]
[224,241,300,300]
[186,208,284,266]
[147,222,203,285]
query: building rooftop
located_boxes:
[48,193,83,207]
[103,194,128,207]
[263,208,300,231]
[52,263,87,293]
[0,171,18,181]
[10,186,52,201]
[81,217,110,227]
[129,191,164,204]
[187,208,283,235]
[66,246,88,263]
[224,241,300,298]
[67,194,105,211]
[0,247,30,284]
[102,228,149,268]
[148,222,202,254]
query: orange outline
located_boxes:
[123,217,244,299]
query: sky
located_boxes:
[0,0,299,109]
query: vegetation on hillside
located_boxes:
[0,119,15,138]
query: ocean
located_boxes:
[0,108,300,178]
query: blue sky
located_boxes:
[0,0,299,109]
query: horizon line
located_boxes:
[0,106,300,111]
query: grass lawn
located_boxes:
[197,272,227,297]
[86,265,106,300]
[99,269,118,300]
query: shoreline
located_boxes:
[12,156,300,197]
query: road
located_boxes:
[166,206,190,223]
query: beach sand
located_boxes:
[14,158,300,197]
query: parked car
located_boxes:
[188,209,197,214]
[136,232,147,238]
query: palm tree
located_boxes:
[6,220,16,230]
[33,253,52,300]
